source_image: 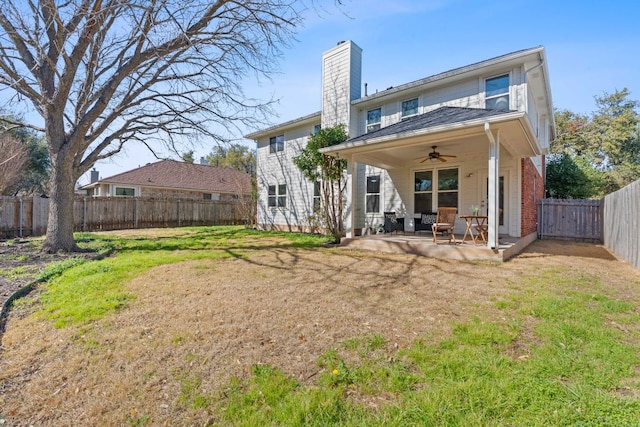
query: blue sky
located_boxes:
[88,0,639,182]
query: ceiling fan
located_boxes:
[418,146,457,163]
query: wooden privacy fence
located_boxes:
[538,198,603,243]
[0,196,48,239]
[0,196,246,238]
[603,179,640,270]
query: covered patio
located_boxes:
[321,106,545,256]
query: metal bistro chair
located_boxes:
[432,207,457,244]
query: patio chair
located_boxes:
[432,207,457,244]
[383,211,404,234]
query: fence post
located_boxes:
[177,199,181,227]
[83,197,87,232]
[19,197,23,237]
[135,198,139,229]
[539,198,544,239]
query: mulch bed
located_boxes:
[0,239,93,322]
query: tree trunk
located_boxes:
[42,152,79,253]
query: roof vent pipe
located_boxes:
[364,83,368,96]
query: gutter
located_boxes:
[244,111,321,140]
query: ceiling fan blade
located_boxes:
[438,156,447,162]
[419,157,430,163]
[440,154,457,158]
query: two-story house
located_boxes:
[246,41,554,253]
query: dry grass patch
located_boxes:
[1,232,639,425]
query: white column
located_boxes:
[484,123,500,250]
[345,156,356,238]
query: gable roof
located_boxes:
[245,46,551,140]
[348,106,511,144]
[83,160,251,194]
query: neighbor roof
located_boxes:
[83,160,252,194]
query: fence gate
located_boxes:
[538,198,603,243]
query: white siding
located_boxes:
[423,78,481,111]
[355,67,536,136]
[322,41,362,131]
[256,124,319,230]
[510,67,524,112]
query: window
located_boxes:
[313,181,321,211]
[115,187,135,196]
[437,168,459,208]
[278,184,287,208]
[401,98,419,118]
[203,193,212,200]
[268,185,276,207]
[366,175,380,213]
[268,184,287,208]
[269,134,284,153]
[414,168,458,213]
[485,74,509,110]
[414,171,432,213]
[313,124,321,135]
[366,108,381,133]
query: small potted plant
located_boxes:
[470,205,481,215]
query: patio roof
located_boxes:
[320,106,539,169]
[350,107,511,143]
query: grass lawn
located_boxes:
[1,226,639,426]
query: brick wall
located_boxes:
[521,157,545,236]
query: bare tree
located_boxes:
[0,134,30,195]
[0,0,309,252]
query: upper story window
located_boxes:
[485,75,510,110]
[401,97,419,119]
[366,108,381,133]
[313,124,321,135]
[269,134,284,153]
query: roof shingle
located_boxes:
[347,106,511,143]
[86,160,252,194]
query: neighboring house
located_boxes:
[81,160,252,201]
[245,41,555,250]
